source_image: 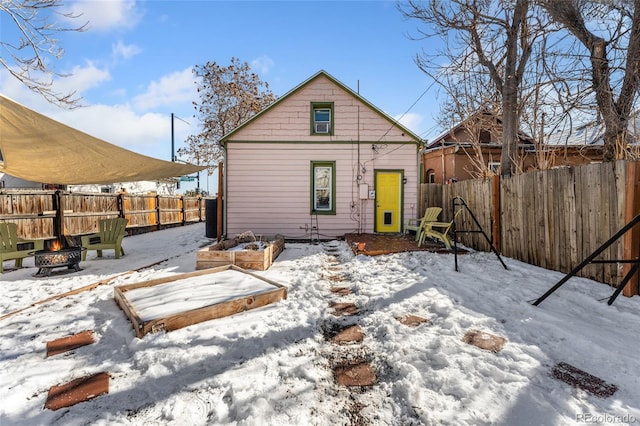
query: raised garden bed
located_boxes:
[196,235,285,271]
[114,265,288,338]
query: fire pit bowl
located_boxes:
[33,247,86,277]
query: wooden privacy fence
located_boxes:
[0,190,209,243]
[420,160,640,296]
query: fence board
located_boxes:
[0,190,207,242]
[420,160,638,292]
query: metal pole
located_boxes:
[608,262,640,305]
[171,113,175,162]
[533,214,640,306]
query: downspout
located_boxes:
[219,140,227,240]
[441,139,445,182]
[453,144,460,181]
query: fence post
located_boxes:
[155,194,161,228]
[53,190,64,241]
[117,193,125,218]
[180,195,186,225]
[492,175,501,253]
[623,161,640,296]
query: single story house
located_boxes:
[220,70,422,239]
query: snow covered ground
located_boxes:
[1,222,639,425]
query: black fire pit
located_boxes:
[33,247,86,277]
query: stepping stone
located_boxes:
[331,325,365,344]
[45,372,109,410]
[330,286,352,295]
[326,274,348,282]
[462,329,507,353]
[330,302,359,316]
[335,361,377,387]
[396,315,428,327]
[46,330,95,357]
[552,362,617,398]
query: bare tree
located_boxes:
[539,0,640,161]
[1,0,87,108]
[435,62,505,179]
[400,0,539,177]
[178,58,277,174]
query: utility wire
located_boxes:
[376,79,437,143]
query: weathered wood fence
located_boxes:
[420,160,640,296]
[0,190,210,244]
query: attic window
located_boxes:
[311,102,333,135]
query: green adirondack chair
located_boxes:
[405,207,442,242]
[81,218,128,260]
[0,222,44,273]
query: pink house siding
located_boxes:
[226,143,418,238]
[229,79,410,142]
[222,71,421,239]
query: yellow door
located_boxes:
[375,171,402,233]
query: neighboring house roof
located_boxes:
[546,110,640,146]
[426,110,534,149]
[221,70,422,145]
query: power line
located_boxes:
[376,78,437,143]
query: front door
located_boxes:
[375,170,403,233]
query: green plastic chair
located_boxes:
[81,218,128,260]
[0,222,44,273]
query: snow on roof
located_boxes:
[546,110,640,146]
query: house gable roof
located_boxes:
[426,110,533,149]
[221,70,422,145]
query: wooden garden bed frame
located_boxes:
[114,265,287,338]
[196,236,285,271]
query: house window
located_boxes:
[311,161,335,214]
[427,169,436,183]
[311,102,333,135]
[488,162,500,174]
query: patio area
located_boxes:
[344,232,468,256]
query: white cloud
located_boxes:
[395,112,423,134]
[112,40,142,60]
[133,68,196,110]
[0,63,110,109]
[65,0,143,32]
[251,56,275,74]
[55,104,179,155]
[56,61,111,94]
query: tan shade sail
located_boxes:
[0,95,205,185]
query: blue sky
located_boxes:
[1,0,442,193]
